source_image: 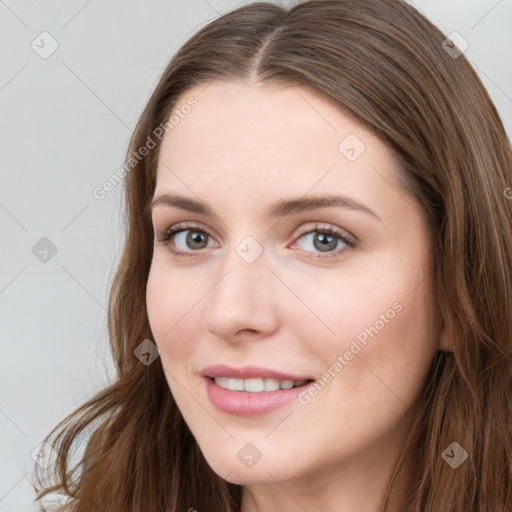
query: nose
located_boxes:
[202,249,280,342]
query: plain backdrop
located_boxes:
[1,0,511,509]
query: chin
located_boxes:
[214,465,281,486]
[201,448,297,486]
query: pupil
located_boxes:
[315,233,336,252]
[187,231,207,249]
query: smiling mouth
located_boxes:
[210,376,314,392]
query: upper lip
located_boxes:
[201,364,314,381]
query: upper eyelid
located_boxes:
[158,221,218,241]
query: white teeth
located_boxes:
[280,379,294,390]
[244,378,264,392]
[263,378,280,391]
[227,378,244,391]
[214,377,229,389]
[213,376,309,392]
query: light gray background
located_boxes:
[1,0,511,509]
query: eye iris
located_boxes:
[314,233,337,252]
[186,231,208,250]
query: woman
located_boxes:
[33,1,512,511]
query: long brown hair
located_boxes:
[33,1,512,510]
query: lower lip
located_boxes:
[204,377,312,417]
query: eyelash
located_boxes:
[155,221,357,260]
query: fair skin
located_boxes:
[146,80,448,512]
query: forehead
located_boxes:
[155,80,403,218]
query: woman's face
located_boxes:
[146,80,443,490]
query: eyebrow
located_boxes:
[149,193,381,222]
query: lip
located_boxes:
[204,376,313,417]
[200,363,314,381]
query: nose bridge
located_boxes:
[202,238,278,337]
[209,243,268,310]
[215,232,269,296]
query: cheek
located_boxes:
[308,262,435,366]
[315,275,436,407]
[146,266,171,340]
[146,264,200,360]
